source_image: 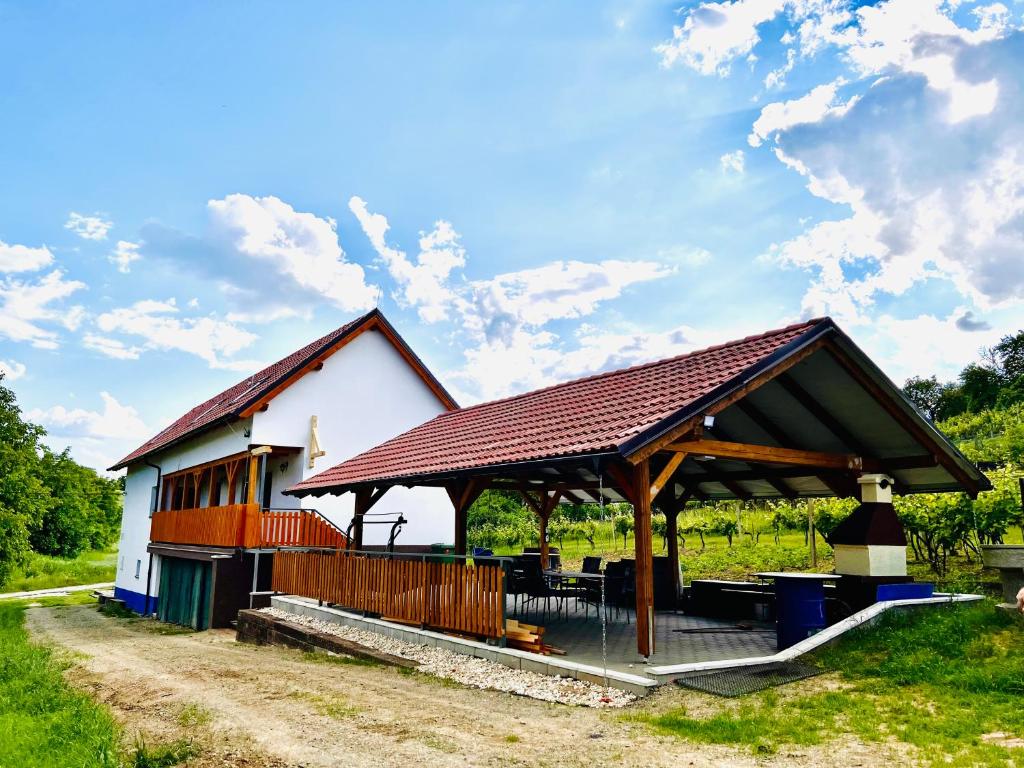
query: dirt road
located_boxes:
[27,605,896,768]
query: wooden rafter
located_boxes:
[775,373,870,455]
[626,334,831,465]
[824,344,981,495]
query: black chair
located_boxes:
[582,556,602,574]
[506,557,528,615]
[603,560,633,624]
[520,557,568,623]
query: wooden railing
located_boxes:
[244,508,348,549]
[150,505,348,549]
[272,550,506,639]
[151,503,254,547]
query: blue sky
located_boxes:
[2,0,1022,471]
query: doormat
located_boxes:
[676,662,823,697]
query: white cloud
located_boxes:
[465,259,673,342]
[0,270,87,349]
[348,196,465,323]
[764,46,796,89]
[109,240,141,273]
[655,0,787,75]
[851,309,1017,384]
[82,333,143,360]
[749,80,853,147]
[731,2,1024,324]
[0,239,53,272]
[95,298,262,370]
[208,194,377,313]
[658,245,713,267]
[346,199,681,401]
[27,391,148,442]
[719,149,746,174]
[64,212,113,241]
[28,392,150,472]
[0,359,26,381]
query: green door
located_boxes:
[157,557,212,630]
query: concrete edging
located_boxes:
[270,595,659,696]
[645,593,984,682]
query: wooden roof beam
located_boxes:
[668,438,865,471]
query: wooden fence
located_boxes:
[272,551,506,639]
[151,505,347,549]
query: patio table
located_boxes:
[544,569,604,580]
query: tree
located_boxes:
[651,513,667,551]
[613,514,633,549]
[0,379,50,584]
[994,330,1024,382]
[32,450,100,558]
[903,376,944,420]
[960,363,1003,413]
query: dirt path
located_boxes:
[28,605,898,768]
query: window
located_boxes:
[135,559,142,579]
[150,485,158,517]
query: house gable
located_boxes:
[110,309,456,471]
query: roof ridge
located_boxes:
[110,308,380,469]
[441,317,828,418]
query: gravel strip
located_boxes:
[260,607,636,708]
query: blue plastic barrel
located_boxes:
[774,576,827,650]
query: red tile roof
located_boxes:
[288,318,829,494]
[110,310,455,470]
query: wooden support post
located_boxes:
[517,485,560,569]
[447,479,487,556]
[660,488,691,601]
[245,455,259,506]
[455,503,468,556]
[629,460,655,658]
[353,488,370,550]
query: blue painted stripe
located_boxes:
[114,586,157,615]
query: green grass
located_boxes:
[0,596,197,767]
[2,548,117,593]
[640,601,1024,765]
[0,598,120,767]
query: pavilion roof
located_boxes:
[287,318,831,493]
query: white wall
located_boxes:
[114,420,252,601]
[250,328,453,546]
[117,326,455,605]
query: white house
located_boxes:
[109,309,457,629]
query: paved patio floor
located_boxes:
[507,596,777,675]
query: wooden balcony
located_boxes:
[150,504,349,549]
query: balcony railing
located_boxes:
[150,504,348,549]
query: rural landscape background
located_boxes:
[2,0,1024,766]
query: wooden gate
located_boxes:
[272,551,506,639]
